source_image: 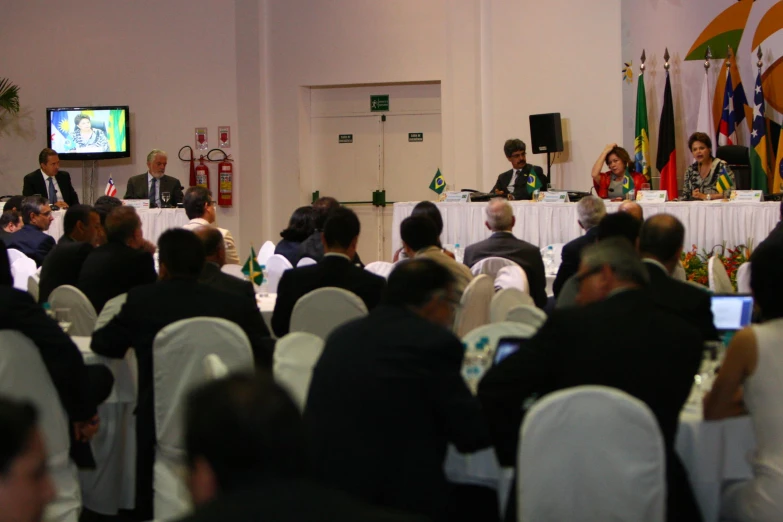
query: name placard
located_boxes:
[730,190,763,202]
[540,191,570,203]
[636,190,667,202]
[444,191,471,203]
[122,200,150,209]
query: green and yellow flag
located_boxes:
[242,246,264,285]
[634,71,651,180]
[429,168,446,195]
[622,171,636,195]
[716,164,734,194]
[526,172,542,194]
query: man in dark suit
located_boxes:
[22,148,80,210]
[0,210,21,243]
[4,196,55,266]
[193,226,255,299]
[38,205,102,303]
[273,206,384,337]
[124,149,184,207]
[478,238,703,522]
[463,198,547,308]
[552,194,606,297]
[77,206,157,313]
[491,139,548,201]
[304,259,490,521]
[91,228,272,520]
[640,214,718,341]
[179,373,425,522]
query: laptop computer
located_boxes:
[710,294,753,332]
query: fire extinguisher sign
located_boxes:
[218,126,231,148]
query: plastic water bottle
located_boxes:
[543,245,554,273]
[257,266,269,297]
[454,243,464,264]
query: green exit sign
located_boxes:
[370,94,389,112]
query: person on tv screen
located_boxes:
[71,114,109,153]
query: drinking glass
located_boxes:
[641,183,651,191]
[55,308,72,334]
[626,189,636,201]
[161,192,171,207]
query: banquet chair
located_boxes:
[256,240,276,266]
[453,274,494,338]
[518,386,665,522]
[28,274,40,302]
[494,265,529,292]
[48,285,97,336]
[152,317,254,520]
[736,262,751,294]
[94,293,127,330]
[290,287,368,340]
[708,256,734,294]
[8,248,37,291]
[221,263,246,281]
[0,331,81,522]
[470,256,518,280]
[266,254,293,294]
[202,354,229,379]
[491,288,535,323]
[672,262,687,282]
[297,257,317,267]
[462,322,539,366]
[364,261,395,279]
[505,304,547,330]
[273,332,325,411]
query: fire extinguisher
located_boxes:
[218,159,233,206]
[195,157,210,189]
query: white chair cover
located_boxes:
[494,265,529,293]
[505,304,547,330]
[364,261,395,279]
[202,354,229,379]
[297,257,317,267]
[461,321,538,365]
[94,293,127,330]
[453,274,494,338]
[48,285,97,336]
[220,263,246,281]
[152,317,254,520]
[672,262,687,282]
[736,262,751,294]
[490,288,535,323]
[256,240,276,266]
[266,254,293,294]
[0,331,81,522]
[28,274,40,302]
[470,256,518,279]
[290,287,368,340]
[8,248,37,291]
[519,386,665,522]
[708,256,734,293]
[273,332,325,411]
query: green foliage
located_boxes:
[0,78,20,115]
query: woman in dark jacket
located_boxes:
[275,206,315,265]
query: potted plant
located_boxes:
[0,78,20,116]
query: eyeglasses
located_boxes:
[37,211,52,217]
[207,200,216,207]
[510,152,526,159]
[575,265,605,285]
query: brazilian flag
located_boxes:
[526,171,542,194]
[716,164,734,194]
[429,168,446,195]
[241,246,264,285]
[622,172,636,195]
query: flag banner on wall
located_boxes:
[730,61,751,145]
[634,72,651,181]
[749,70,769,193]
[718,70,737,146]
[429,169,446,195]
[656,71,678,201]
[697,71,716,157]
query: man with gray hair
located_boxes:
[124,149,184,207]
[491,139,548,201]
[552,195,606,297]
[463,198,547,308]
[478,237,704,522]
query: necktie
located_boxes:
[509,170,520,190]
[48,177,57,204]
[149,178,158,208]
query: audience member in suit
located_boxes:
[490,139,548,201]
[552,195,606,297]
[640,214,718,341]
[2,196,24,213]
[0,210,21,243]
[618,200,644,221]
[193,226,255,300]
[91,229,272,520]
[463,198,547,308]
[92,195,122,247]
[123,149,184,207]
[178,373,426,522]
[77,206,157,313]
[296,196,363,266]
[38,205,102,303]
[273,206,385,337]
[305,259,490,521]
[4,196,55,267]
[182,186,240,264]
[401,215,473,297]
[275,206,315,266]
[0,398,56,522]
[21,148,79,209]
[478,238,704,522]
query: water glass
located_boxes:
[161,192,171,207]
[56,308,72,334]
[641,183,651,191]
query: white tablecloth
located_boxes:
[46,208,189,244]
[391,201,779,257]
[257,293,276,336]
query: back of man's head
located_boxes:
[184,186,212,220]
[194,226,225,265]
[581,237,649,288]
[618,201,644,221]
[105,206,140,244]
[93,196,122,227]
[576,195,606,230]
[20,196,48,226]
[62,204,94,238]
[158,229,205,279]
[0,211,21,232]
[185,372,306,504]
[0,399,38,477]
[597,212,642,244]
[639,214,684,264]
[485,198,514,231]
[312,197,340,230]
[400,216,440,252]
[385,258,455,307]
[323,207,360,250]
[2,196,23,213]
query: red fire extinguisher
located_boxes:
[195,157,210,189]
[218,159,233,207]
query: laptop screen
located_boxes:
[494,337,529,365]
[710,295,754,331]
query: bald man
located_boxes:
[618,201,644,221]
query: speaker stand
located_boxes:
[546,152,553,188]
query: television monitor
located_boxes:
[710,294,754,331]
[46,106,130,161]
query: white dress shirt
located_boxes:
[40,169,62,204]
[147,172,161,207]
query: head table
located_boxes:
[45,208,190,244]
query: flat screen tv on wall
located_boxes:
[46,105,130,161]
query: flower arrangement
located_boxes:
[680,242,751,291]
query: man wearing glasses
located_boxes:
[4,196,55,266]
[182,186,240,265]
[491,139,548,201]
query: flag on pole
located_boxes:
[774,130,783,194]
[526,172,542,194]
[656,71,678,201]
[104,177,117,197]
[715,163,735,194]
[749,70,769,193]
[428,168,446,195]
[729,60,751,145]
[622,171,636,196]
[697,70,716,157]
[634,72,651,180]
[241,246,264,285]
[718,69,737,146]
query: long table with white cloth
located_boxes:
[46,208,189,244]
[391,201,780,256]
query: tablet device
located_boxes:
[710,295,753,331]
[494,337,529,365]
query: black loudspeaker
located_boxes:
[529,113,564,154]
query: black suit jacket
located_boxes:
[91,278,272,519]
[552,226,599,297]
[274,239,302,266]
[491,164,548,201]
[39,240,93,303]
[22,170,80,206]
[199,261,255,299]
[755,221,783,253]
[77,241,157,313]
[124,173,184,205]
[463,231,547,308]
[304,305,490,521]
[272,255,385,337]
[4,224,56,267]
[477,290,703,522]
[296,231,364,267]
